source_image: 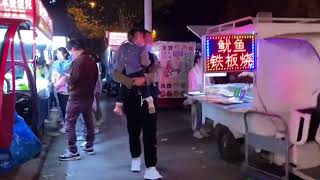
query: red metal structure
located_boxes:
[0,0,53,150]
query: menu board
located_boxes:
[205,35,256,72]
[154,41,196,98]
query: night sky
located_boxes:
[43,0,228,41]
[43,0,82,38]
[43,0,319,42]
[153,0,226,41]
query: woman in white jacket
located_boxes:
[187,53,212,139]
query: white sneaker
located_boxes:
[131,157,141,172]
[58,150,81,161]
[193,131,204,139]
[144,167,163,180]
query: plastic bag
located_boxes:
[0,113,41,172]
[37,78,50,99]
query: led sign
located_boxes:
[205,35,256,72]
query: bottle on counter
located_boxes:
[239,85,249,100]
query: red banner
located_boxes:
[0,0,53,39]
[36,0,53,39]
[0,0,33,21]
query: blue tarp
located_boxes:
[0,113,41,172]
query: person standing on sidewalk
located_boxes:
[113,29,162,180]
[90,53,103,127]
[52,47,73,133]
[49,56,58,112]
[77,53,103,143]
[58,39,98,161]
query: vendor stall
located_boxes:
[187,14,320,179]
[0,0,53,153]
[153,41,196,107]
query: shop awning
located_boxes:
[187,25,213,38]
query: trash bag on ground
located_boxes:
[0,112,41,172]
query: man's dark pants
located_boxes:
[123,89,158,168]
[65,97,95,153]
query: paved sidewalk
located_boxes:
[39,98,242,180]
[0,110,62,180]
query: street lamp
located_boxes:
[152,29,157,40]
[89,1,96,9]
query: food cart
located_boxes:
[0,0,53,153]
[187,15,320,179]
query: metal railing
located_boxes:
[206,16,320,35]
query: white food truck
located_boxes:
[187,14,320,179]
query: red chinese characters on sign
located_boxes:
[225,54,238,68]
[210,54,224,68]
[37,0,53,39]
[1,0,32,11]
[218,39,231,53]
[0,0,53,39]
[0,0,33,21]
[206,35,256,72]
[234,39,246,52]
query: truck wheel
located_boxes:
[214,124,225,139]
[217,128,241,163]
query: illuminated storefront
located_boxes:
[0,0,53,150]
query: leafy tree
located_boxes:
[67,7,105,38]
[67,0,175,38]
[67,0,106,38]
